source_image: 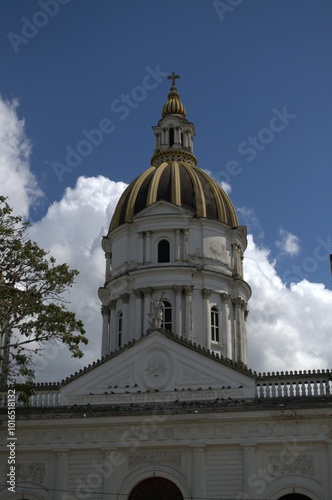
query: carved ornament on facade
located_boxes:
[270,454,315,477]
[128,452,182,471]
[16,462,46,484]
[141,350,171,389]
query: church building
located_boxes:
[0,73,331,500]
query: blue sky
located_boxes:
[1,0,332,378]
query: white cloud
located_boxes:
[0,96,43,217]
[220,180,232,195]
[245,235,332,373]
[237,207,265,240]
[275,228,301,256]
[29,175,127,382]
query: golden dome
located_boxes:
[109,161,238,232]
[162,86,186,118]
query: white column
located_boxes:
[101,305,110,357]
[232,298,243,362]
[184,285,193,340]
[173,285,182,335]
[184,229,189,261]
[109,300,117,352]
[242,301,248,366]
[105,252,111,282]
[202,289,212,347]
[138,233,144,264]
[134,289,143,338]
[221,293,231,359]
[145,231,151,264]
[120,293,130,344]
[54,449,68,500]
[143,287,153,333]
[241,444,257,499]
[175,229,181,261]
[191,446,206,499]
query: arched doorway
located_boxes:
[129,476,184,500]
[279,494,312,499]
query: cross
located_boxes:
[167,71,180,87]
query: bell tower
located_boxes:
[99,73,251,366]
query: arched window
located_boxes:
[129,477,183,500]
[158,239,170,263]
[169,127,174,147]
[117,312,123,347]
[181,131,184,146]
[162,301,172,332]
[211,306,219,342]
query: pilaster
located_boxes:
[101,305,110,357]
[241,443,257,499]
[53,449,69,500]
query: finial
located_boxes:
[167,71,180,87]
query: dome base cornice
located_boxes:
[151,149,197,167]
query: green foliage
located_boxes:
[0,196,88,400]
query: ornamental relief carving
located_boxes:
[141,350,172,389]
[269,454,315,477]
[16,462,46,484]
[128,452,182,471]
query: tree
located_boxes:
[0,196,88,402]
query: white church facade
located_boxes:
[0,74,332,500]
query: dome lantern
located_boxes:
[151,72,197,168]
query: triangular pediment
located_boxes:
[60,331,256,405]
[133,199,193,219]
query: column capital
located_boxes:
[101,305,110,316]
[133,288,143,298]
[142,287,153,296]
[232,297,245,307]
[173,285,183,295]
[201,288,212,299]
[220,292,230,303]
[184,285,194,296]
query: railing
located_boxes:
[1,369,331,407]
[256,369,332,398]
[0,386,60,408]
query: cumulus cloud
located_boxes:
[245,235,332,372]
[29,176,127,382]
[0,96,43,216]
[275,228,301,256]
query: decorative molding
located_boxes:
[142,350,171,389]
[128,452,182,471]
[201,288,212,299]
[101,305,110,316]
[270,454,315,477]
[16,462,46,484]
[220,292,230,303]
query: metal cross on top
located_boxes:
[167,71,180,87]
